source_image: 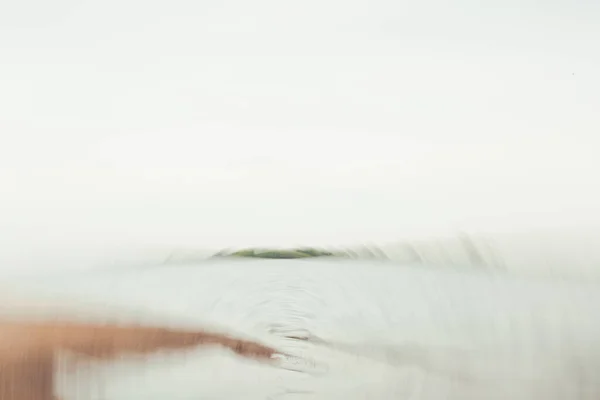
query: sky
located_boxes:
[1,0,600,270]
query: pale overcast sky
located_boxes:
[1,0,599,266]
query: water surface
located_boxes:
[11,259,600,399]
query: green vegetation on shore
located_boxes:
[214,247,337,259]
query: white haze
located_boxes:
[1,0,600,274]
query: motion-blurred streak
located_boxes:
[0,319,278,400]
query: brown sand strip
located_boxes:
[0,320,279,400]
